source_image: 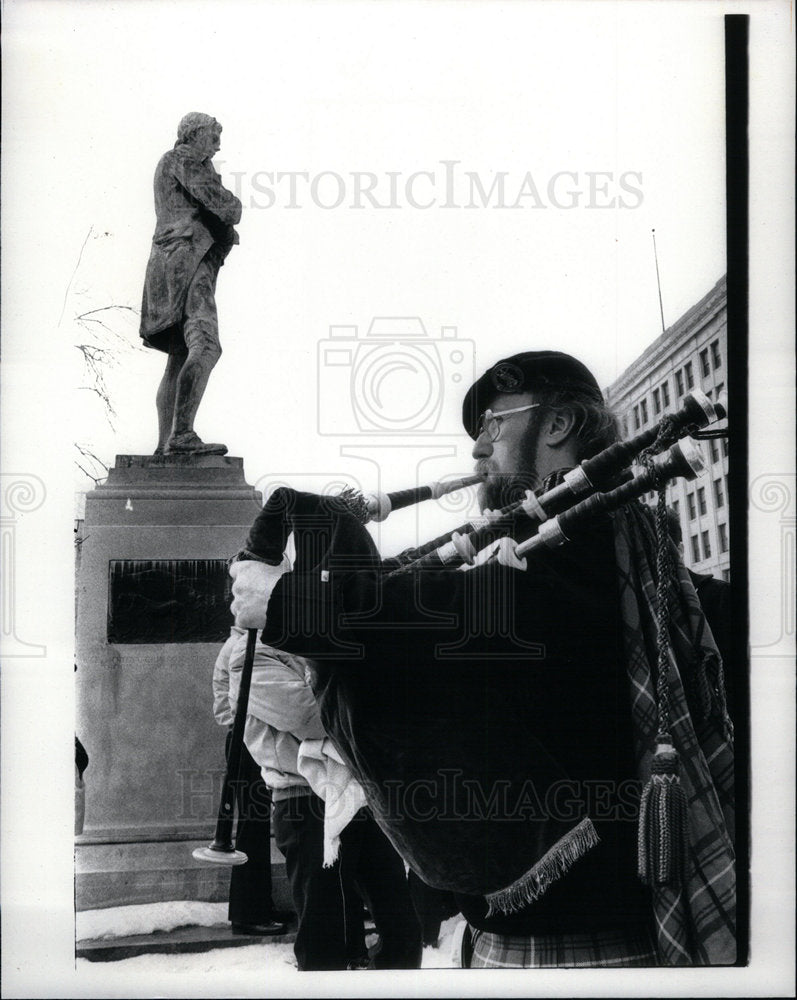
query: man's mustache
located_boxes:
[474,459,494,478]
[475,460,537,483]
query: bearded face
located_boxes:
[474,400,545,512]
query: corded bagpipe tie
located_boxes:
[636,415,689,888]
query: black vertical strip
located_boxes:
[724,13,749,967]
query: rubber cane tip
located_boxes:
[192,846,249,866]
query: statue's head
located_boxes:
[176,112,222,158]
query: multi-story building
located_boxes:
[604,275,730,581]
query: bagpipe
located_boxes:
[194,389,728,874]
[385,389,724,572]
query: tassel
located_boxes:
[638,738,689,887]
[636,455,691,890]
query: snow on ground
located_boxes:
[77,901,230,941]
[77,939,300,976]
[75,901,462,976]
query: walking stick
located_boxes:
[192,627,258,865]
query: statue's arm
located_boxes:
[172,155,243,226]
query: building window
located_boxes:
[714,478,725,507]
[684,361,694,389]
[722,568,730,582]
[688,493,696,520]
[710,439,721,463]
[702,530,712,559]
[675,370,685,396]
[672,499,680,520]
[691,535,700,562]
[700,348,711,377]
[661,381,671,407]
[633,405,640,431]
[722,436,729,457]
[718,523,728,552]
[653,387,661,414]
[711,339,721,369]
[715,381,724,399]
[697,487,707,516]
[640,398,648,424]
[705,388,713,400]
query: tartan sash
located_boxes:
[614,503,736,965]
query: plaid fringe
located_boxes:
[614,504,736,966]
[484,817,600,916]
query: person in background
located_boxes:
[75,662,89,836]
[224,621,422,971]
[213,627,285,936]
[407,869,460,949]
[75,736,89,836]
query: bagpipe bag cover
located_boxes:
[253,489,633,905]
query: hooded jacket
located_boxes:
[226,631,326,799]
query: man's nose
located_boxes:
[472,433,493,459]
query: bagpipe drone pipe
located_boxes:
[384,388,726,573]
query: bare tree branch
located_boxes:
[74,443,110,486]
[69,232,147,481]
[59,226,93,327]
[78,305,139,318]
[75,460,101,485]
[76,382,118,424]
[78,316,119,337]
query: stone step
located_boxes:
[75,839,291,912]
[76,920,298,963]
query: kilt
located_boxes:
[469,926,658,968]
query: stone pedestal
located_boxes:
[75,455,288,910]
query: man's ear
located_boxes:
[541,407,578,449]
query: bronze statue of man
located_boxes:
[140,112,242,455]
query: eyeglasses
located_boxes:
[476,403,540,443]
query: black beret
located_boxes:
[462,350,604,439]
